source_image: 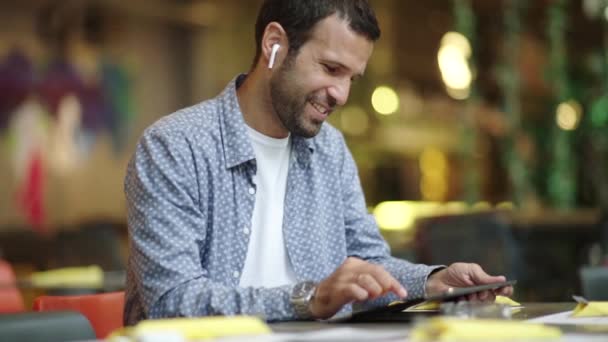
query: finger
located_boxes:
[445,263,475,287]
[383,279,407,298]
[477,290,495,302]
[344,257,364,267]
[356,274,383,298]
[468,264,506,284]
[467,292,479,301]
[382,276,407,298]
[496,286,513,297]
[364,265,407,298]
[342,283,369,302]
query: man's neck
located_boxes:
[236,69,289,139]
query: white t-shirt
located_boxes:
[239,125,297,287]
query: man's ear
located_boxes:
[261,22,287,70]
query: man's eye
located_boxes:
[324,64,338,73]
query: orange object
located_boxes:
[0,259,25,313]
[33,291,124,338]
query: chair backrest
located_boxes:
[0,259,25,313]
[415,211,523,281]
[0,311,96,342]
[33,291,125,338]
[580,266,608,300]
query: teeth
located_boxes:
[309,100,328,115]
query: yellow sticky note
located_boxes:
[495,295,521,306]
[388,300,404,307]
[407,301,440,311]
[30,265,104,289]
[572,302,608,317]
[411,317,562,341]
[405,296,520,312]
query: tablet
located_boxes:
[423,280,517,304]
[339,280,517,323]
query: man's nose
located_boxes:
[328,79,351,107]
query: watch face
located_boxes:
[295,281,316,299]
[291,281,317,318]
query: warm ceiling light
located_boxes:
[556,100,582,131]
[438,31,473,100]
[371,86,399,115]
[438,45,472,90]
[440,31,472,58]
[373,201,415,231]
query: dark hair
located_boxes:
[253,0,380,65]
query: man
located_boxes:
[124,0,512,325]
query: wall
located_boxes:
[0,2,191,229]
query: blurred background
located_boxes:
[1,0,608,310]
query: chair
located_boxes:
[33,291,125,338]
[0,259,25,313]
[0,311,96,342]
[414,211,524,282]
[49,221,126,272]
[580,266,608,300]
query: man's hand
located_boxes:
[425,263,514,302]
[309,257,407,319]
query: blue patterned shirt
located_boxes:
[124,75,439,325]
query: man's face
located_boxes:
[269,14,374,138]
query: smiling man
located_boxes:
[124,0,512,325]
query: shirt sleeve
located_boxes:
[337,135,443,304]
[124,127,297,322]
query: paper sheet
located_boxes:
[527,310,608,325]
[561,334,608,342]
[216,328,608,342]
[216,327,408,342]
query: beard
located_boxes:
[269,57,325,138]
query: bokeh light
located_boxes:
[340,105,369,136]
[438,31,473,100]
[419,147,448,201]
[371,86,399,115]
[556,100,582,131]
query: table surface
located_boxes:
[270,302,608,336]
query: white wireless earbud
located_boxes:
[268,44,280,69]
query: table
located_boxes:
[270,303,608,339]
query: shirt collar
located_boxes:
[219,74,315,169]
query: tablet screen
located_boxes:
[424,280,517,303]
[344,279,517,322]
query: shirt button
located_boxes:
[243,227,250,235]
[233,271,240,278]
[248,187,256,195]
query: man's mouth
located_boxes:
[308,100,330,116]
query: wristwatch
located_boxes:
[290,281,317,319]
